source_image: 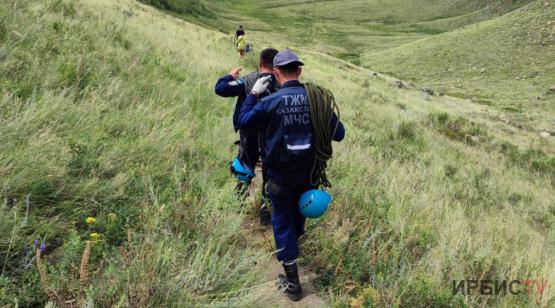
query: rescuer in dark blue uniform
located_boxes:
[214,48,279,224]
[239,50,345,301]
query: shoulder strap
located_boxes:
[269,81,280,94]
[242,72,260,96]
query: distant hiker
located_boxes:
[236,35,247,57]
[235,25,246,57]
[239,50,345,301]
[235,25,245,41]
[214,48,280,225]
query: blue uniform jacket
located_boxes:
[239,80,345,180]
[214,72,276,132]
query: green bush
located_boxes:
[139,0,215,18]
[397,121,417,140]
[399,275,466,307]
[48,0,76,16]
[0,18,6,41]
[500,142,555,176]
[428,112,488,145]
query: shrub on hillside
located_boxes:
[500,142,555,176]
[427,112,488,145]
[399,275,466,307]
[139,0,215,18]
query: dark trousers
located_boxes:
[266,177,315,262]
[238,128,260,171]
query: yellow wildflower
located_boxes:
[108,213,117,222]
[86,217,96,225]
[90,232,101,241]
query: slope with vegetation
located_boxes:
[205,0,535,61]
[363,0,555,131]
[200,0,554,132]
[1,0,554,307]
[1,0,266,305]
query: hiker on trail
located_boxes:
[235,25,245,41]
[235,25,246,57]
[214,48,280,225]
[238,50,345,301]
[236,35,247,57]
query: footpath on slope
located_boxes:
[242,165,327,308]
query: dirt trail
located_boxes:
[243,166,327,307]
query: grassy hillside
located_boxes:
[207,0,534,61]
[202,0,553,132]
[0,0,266,305]
[1,0,554,307]
[363,1,555,132]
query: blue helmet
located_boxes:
[230,157,255,183]
[298,189,332,218]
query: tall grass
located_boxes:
[295,51,555,307]
[0,0,266,306]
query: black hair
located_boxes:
[260,48,279,69]
[277,62,302,76]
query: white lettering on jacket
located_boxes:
[278,94,310,126]
[287,144,311,150]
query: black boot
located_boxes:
[234,181,249,199]
[259,201,271,226]
[277,261,303,301]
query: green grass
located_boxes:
[362,1,555,131]
[215,0,486,57]
[205,0,535,58]
[197,0,553,132]
[1,0,554,307]
[138,0,214,18]
[0,0,266,305]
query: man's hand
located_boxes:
[251,76,272,96]
[229,67,242,80]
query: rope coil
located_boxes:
[304,83,340,187]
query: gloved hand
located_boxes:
[250,75,272,96]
